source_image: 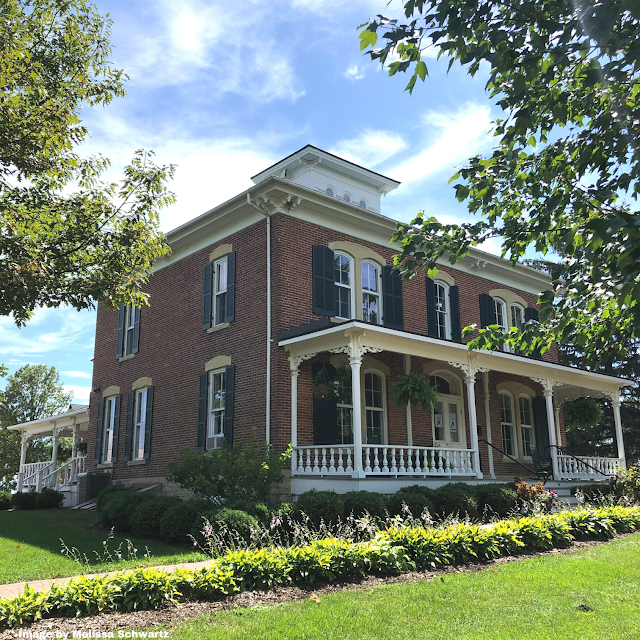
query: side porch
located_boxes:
[279,321,628,495]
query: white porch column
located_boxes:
[71,420,79,459]
[17,432,29,492]
[465,373,483,479]
[289,357,299,475]
[554,406,562,447]
[543,382,559,479]
[51,423,60,472]
[482,371,496,479]
[611,395,626,468]
[347,334,365,478]
[403,354,413,447]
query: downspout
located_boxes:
[247,193,272,444]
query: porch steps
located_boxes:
[72,498,97,510]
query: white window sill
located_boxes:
[207,322,230,333]
[119,354,135,363]
[127,459,146,466]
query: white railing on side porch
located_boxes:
[292,445,476,477]
[19,461,53,478]
[43,455,87,490]
[557,455,620,480]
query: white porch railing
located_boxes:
[20,461,53,479]
[292,445,476,477]
[43,455,87,490]
[557,455,620,480]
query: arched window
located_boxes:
[494,298,509,351]
[326,187,334,197]
[429,375,457,396]
[359,199,367,209]
[499,392,517,456]
[519,394,535,457]
[361,261,381,324]
[343,193,351,203]
[364,371,386,444]
[434,281,451,339]
[333,252,353,319]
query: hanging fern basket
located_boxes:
[393,373,440,412]
[564,397,604,428]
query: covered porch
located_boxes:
[9,405,89,507]
[279,321,629,493]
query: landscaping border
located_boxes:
[1,506,638,629]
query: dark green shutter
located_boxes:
[224,252,236,322]
[197,373,208,452]
[532,396,550,456]
[450,285,462,342]
[426,277,437,337]
[224,365,235,450]
[143,386,154,460]
[124,391,135,461]
[203,262,213,330]
[524,307,542,359]
[312,245,336,316]
[94,399,104,464]
[382,266,404,330]
[116,305,125,359]
[131,307,141,354]
[111,395,121,463]
[479,293,496,328]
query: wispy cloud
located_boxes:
[343,63,367,81]
[63,385,91,403]
[62,371,93,380]
[331,130,408,168]
[387,103,493,188]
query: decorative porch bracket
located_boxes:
[448,359,488,479]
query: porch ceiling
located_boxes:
[7,405,90,438]
[279,321,630,396]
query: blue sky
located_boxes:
[0,0,503,403]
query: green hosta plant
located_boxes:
[393,373,439,411]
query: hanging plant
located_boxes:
[393,373,440,411]
[313,363,352,403]
[564,397,604,428]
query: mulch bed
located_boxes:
[0,535,630,639]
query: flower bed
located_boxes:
[1,505,638,628]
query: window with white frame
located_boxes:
[213,257,228,326]
[207,369,226,449]
[133,388,148,461]
[519,395,535,457]
[499,392,517,457]
[102,396,117,463]
[334,252,352,319]
[364,372,386,445]
[494,298,510,351]
[511,303,525,330]
[336,373,353,445]
[430,374,464,446]
[434,281,451,339]
[124,305,136,356]
[361,261,381,324]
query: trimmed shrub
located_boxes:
[476,484,518,519]
[96,485,128,511]
[191,508,259,549]
[233,500,270,525]
[388,485,435,518]
[159,499,210,544]
[11,491,38,510]
[295,490,345,526]
[100,490,155,533]
[35,488,64,510]
[0,492,12,510]
[343,491,389,519]
[130,496,179,539]
[431,483,480,520]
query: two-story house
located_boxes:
[11,145,630,502]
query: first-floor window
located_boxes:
[500,392,517,457]
[336,373,353,444]
[365,372,385,445]
[519,395,535,457]
[102,396,117,463]
[133,388,147,460]
[207,369,226,449]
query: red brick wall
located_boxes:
[88,211,556,482]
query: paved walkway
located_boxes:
[0,559,215,600]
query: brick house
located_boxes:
[11,146,630,502]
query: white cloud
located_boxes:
[343,64,367,81]
[330,130,408,168]
[387,103,493,188]
[63,385,91,403]
[62,371,93,380]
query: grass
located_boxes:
[0,509,205,584]
[166,533,640,640]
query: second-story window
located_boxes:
[434,281,451,339]
[214,257,228,326]
[124,306,136,355]
[334,252,352,319]
[361,261,381,324]
[511,303,525,330]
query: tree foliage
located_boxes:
[359,0,640,364]
[0,364,72,490]
[0,0,175,326]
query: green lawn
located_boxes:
[168,533,640,640]
[0,509,205,584]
